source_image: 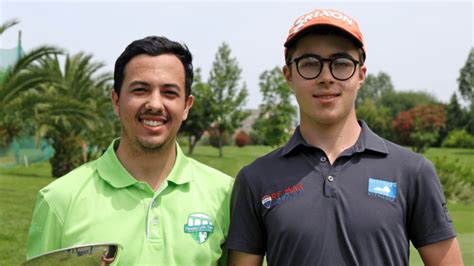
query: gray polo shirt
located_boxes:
[227,120,455,266]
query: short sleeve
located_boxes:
[26,190,63,259]
[407,158,456,248]
[226,169,266,255]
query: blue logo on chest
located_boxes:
[368,178,397,201]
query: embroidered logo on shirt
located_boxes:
[368,178,397,201]
[184,213,214,244]
[261,183,304,209]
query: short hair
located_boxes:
[113,36,193,98]
[285,26,366,65]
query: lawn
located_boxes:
[0,145,472,265]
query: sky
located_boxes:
[1,0,473,108]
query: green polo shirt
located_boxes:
[27,139,233,265]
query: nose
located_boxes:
[145,90,164,111]
[318,62,333,83]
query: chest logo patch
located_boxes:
[368,178,397,201]
[184,213,214,244]
[261,183,304,209]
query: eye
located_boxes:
[130,87,147,93]
[298,57,320,69]
[332,58,353,68]
[163,90,179,97]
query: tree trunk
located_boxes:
[219,131,223,157]
[188,135,196,155]
[50,136,82,178]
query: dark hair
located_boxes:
[113,36,194,98]
[285,26,366,65]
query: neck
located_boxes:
[115,138,176,191]
[299,114,361,164]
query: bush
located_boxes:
[234,131,251,147]
[433,156,474,204]
[208,127,230,148]
[442,129,474,148]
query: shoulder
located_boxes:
[239,146,285,177]
[38,160,98,209]
[186,157,234,188]
[383,139,429,166]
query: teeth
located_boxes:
[143,120,164,127]
[318,95,336,99]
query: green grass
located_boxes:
[0,145,473,265]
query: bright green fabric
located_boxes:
[27,139,233,265]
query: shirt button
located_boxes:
[152,217,159,225]
[327,175,334,182]
[320,157,327,163]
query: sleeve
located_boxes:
[407,158,457,248]
[226,169,266,255]
[26,190,63,259]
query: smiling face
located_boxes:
[112,54,193,154]
[284,34,366,127]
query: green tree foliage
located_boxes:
[457,48,474,134]
[391,104,446,153]
[438,93,468,145]
[457,47,474,103]
[381,90,438,118]
[252,67,296,147]
[432,156,474,204]
[0,19,63,146]
[442,129,474,149]
[28,53,114,177]
[0,18,19,35]
[208,43,249,157]
[356,71,394,107]
[180,68,216,155]
[356,99,392,139]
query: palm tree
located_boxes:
[0,18,63,146]
[28,52,116,177]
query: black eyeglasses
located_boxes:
[287,55,360,81]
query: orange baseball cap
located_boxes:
[284,9,366,60]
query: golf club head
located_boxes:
[22,243,120,266]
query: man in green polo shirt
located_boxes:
[26,36,233,265]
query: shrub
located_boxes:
[208,127,230,148]
[234,131,251,147]
[433,156,474,204]
[442,129,474,148]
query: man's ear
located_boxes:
[111,88,120,116]
[182,95,194,121]
[283,65,293,90]
[357,65,367,90]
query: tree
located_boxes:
[439,93,467,144]
[381,90,438,118]
[0,18,19,35]
[356,98,392,139]
[0,19,63,146]
[457,48,474,134]
[356,71,394,107]
[28,52,114,177]
[252,67,296,147]
[208,43,249,157]
[458,47,474,103]
[180,68,216,155]
[391,104,446,153]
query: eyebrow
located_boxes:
[127,80,150,89]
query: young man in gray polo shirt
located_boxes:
[227,8,463,266]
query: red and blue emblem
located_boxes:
[261,195,272,209]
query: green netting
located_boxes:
[0,137,54,168]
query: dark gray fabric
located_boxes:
[227,120,456,266]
